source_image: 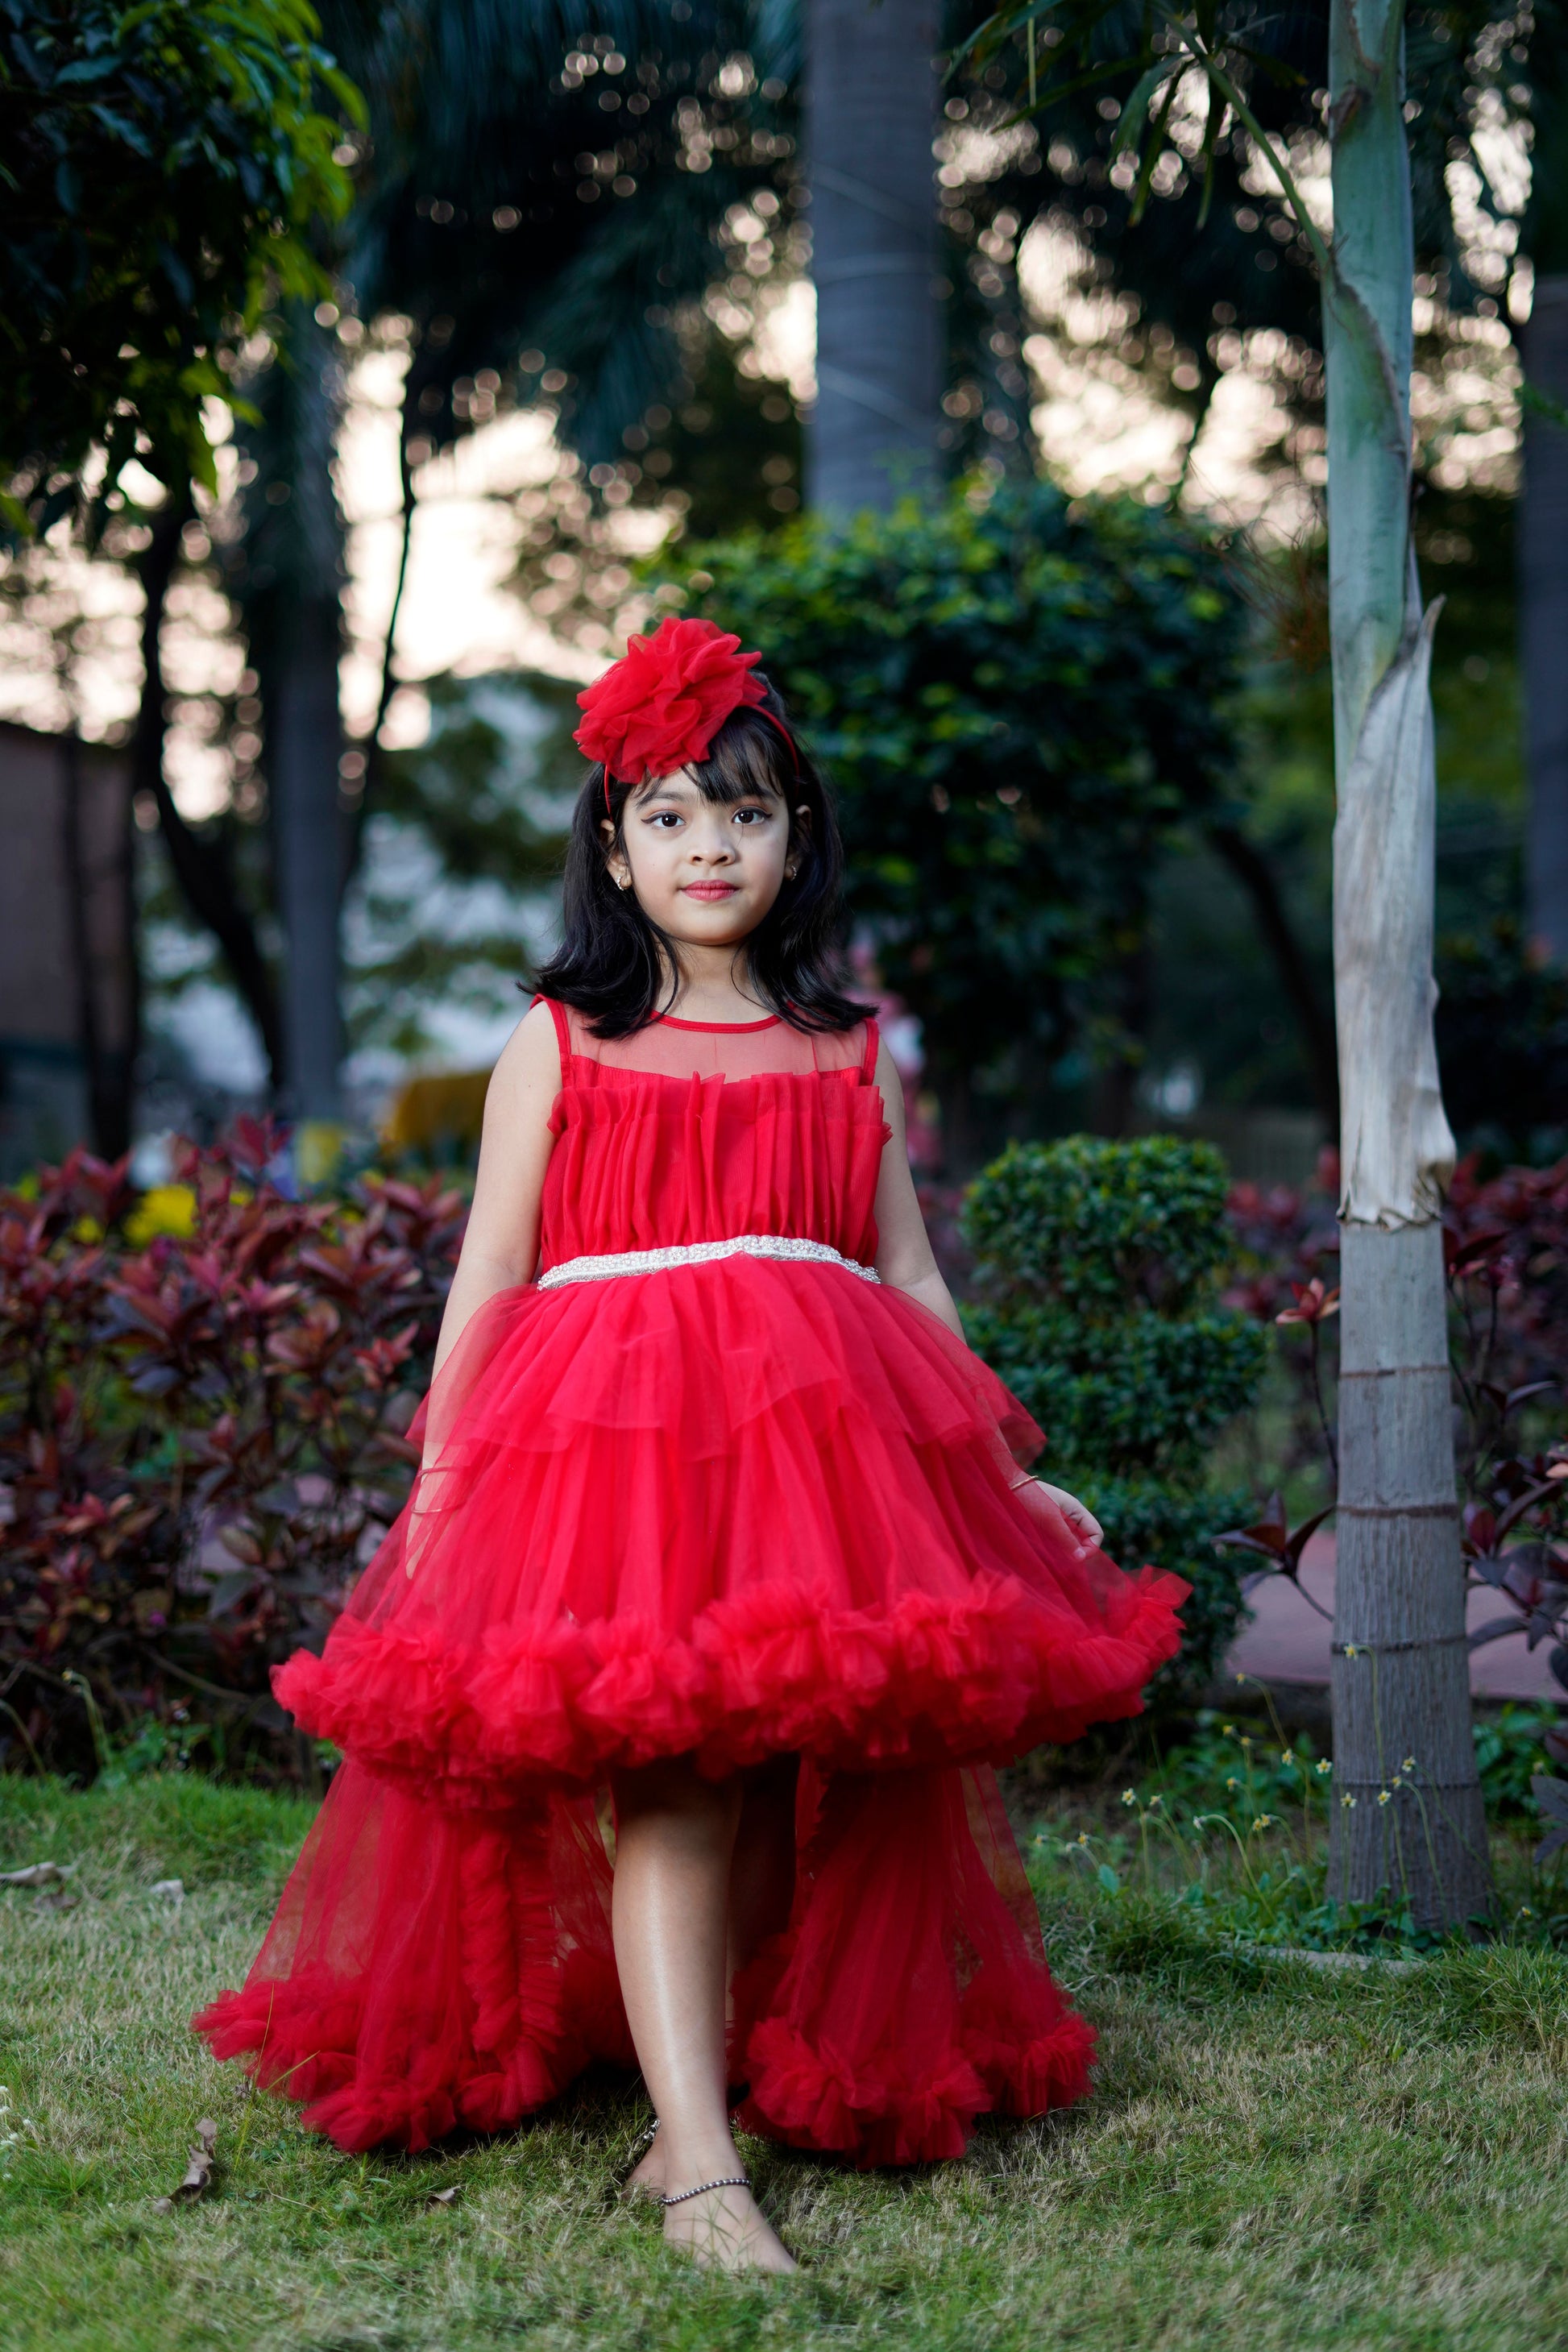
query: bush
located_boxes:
[680,481,1244,1158]
[0,1125,463,1779]
[962,1136,1267,1687]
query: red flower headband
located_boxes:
[574,615,799,819]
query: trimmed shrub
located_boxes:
[962,1136,1267,1687]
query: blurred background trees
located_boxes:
[2,0,1566,1184]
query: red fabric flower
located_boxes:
[573,616,769,781]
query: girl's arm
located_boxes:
[430,1000,562,1385]
[869,1039,1103,1552]
[869,1037,966,1341]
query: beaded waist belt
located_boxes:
[537,1234,881,1289]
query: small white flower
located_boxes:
[1122,1789,1137,1807]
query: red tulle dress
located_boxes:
[195,1001,1188,2163]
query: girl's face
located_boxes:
[603,769,806,950]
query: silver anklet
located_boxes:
[662,2174,749,2208]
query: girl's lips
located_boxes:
[682,881,740,899]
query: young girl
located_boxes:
[197,616,1187,2274]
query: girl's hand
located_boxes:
[1036,1482,1102,1549]
[1011,1476,1103,1555]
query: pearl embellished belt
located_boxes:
[537,1234,881,1289]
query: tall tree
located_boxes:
[1520,13,1568,960]
[960,0,1526,1924]
[806,0,943,508]
[227,0,786,1127]
[1320,0,1488,1925]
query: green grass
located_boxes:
[1,1773,1566,2352]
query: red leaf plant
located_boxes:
[0,1137,464,1781]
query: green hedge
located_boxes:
[962,1135,1265,1689]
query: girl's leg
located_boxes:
[727,1752,799,1985]
[611,1757,797,2274]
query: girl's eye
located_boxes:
[733,806,768,825]
[649,811,683,828]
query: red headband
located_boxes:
[574,614,799,820]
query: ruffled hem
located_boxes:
[736,2008,1096,2167]
[276,1564,1187,1799]
[193,1760,1097,2167]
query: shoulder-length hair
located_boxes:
[532,679,869,1038]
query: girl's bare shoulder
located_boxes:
[484,997,562,1118]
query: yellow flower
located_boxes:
[1316,1760,1333,1776]
[1148,1794,1164,1810]
[1343,1642,1359,1657]
[1251,1815,1274,1831]
[1226,1777,1240,1792]
[1122,1789,1137,1807]
[1281,1749,1295,1767]
[1401,1757,1416,1773]
[1377,1789,1392,1807]
[124,1183,197,1246]
[1240,1734,1253,1748]
[1520,1906,1535,1919]
[1221,1723,1236,1737]
[1342,1793,1357,1810]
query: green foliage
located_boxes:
[1072,1473,1260,1688]
[0,0,359,524]
[348,674,575,1062]
[680,482,1244,1114]
[961,1134,1237,1325]
[1436,916,1568,1163]
[963,1137,1267,1686]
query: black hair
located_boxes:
[532,677,869,1037]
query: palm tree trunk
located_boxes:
[805,0,942,512]
[1323,0,1491,1927]
[1520,275,1568,961]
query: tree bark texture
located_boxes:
[1520,274,1568,961]
[1331,1223,1491,1926]
[1323,0,1490,1923]
[805,0,941,512]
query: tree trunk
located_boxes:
[272,593,344,1121]
[1520,274,1568,961]
[805,0,942,512]
[133,487,284,1089]
[1323,0,1491,1926]
[59,731,135,1159]
[263,311,346,1125]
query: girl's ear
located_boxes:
[600,818,632,892]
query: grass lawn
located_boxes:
[0,1769,1566,2352]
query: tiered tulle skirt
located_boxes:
[195,1260,1187,2161]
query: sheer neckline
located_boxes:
[653,1011,782,1034]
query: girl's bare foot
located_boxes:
[662,2180,797,2274]
[622,2127,666,2203]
